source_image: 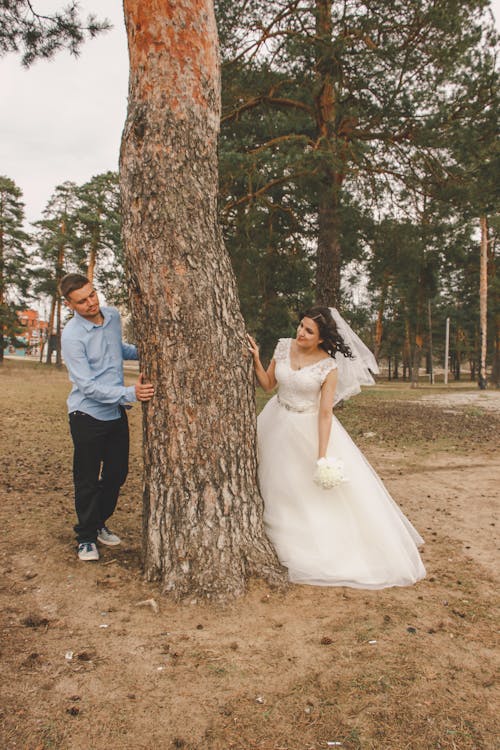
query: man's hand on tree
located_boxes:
[135,373,155,401]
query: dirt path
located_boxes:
[0,362,498,750]
[418,390,500,413]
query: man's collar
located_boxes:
[74,307,110,330]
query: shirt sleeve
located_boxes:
[62,335,137,405]
[122,342,138,360]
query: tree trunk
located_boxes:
[47,235,65,366]
[470,359,476,382]
[373,277,389,360]
[315,180,342,306]
[478,215,488,389]
[120,0,284,601]
[314,0,343,307]
[45,294,56,365]
[404,318,412,382]
[488,224,499,386]
[87,229,98,283]
[411,333,423,388]
[427,299,434,384]
[55,293,62,367]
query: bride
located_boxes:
[247,306,426,589]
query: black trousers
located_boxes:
[69,409,129,544]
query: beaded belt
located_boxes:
[277,396,317,414]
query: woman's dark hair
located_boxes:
[300,306,353,359]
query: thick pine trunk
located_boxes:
[314,0,342,307]
[315,180,342,306]
[120,0,283,600]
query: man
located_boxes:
[60,273,154,561]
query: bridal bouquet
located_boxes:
[314,456,348,490]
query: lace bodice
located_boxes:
[273,338,337,413]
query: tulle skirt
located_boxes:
[257,396,426,588]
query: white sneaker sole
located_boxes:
[97,536,121,547]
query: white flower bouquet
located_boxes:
[313,456,348,490]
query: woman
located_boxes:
[247,306,426,588]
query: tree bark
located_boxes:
[46,233,65,365]
[55,293,62,367]
[427,299,434,384]
[478,215,488,389]
[120,0,284,600]
[487,223,499,386]
[374,275,389,360]
[314,0,343,306]
[45,293,56,365]
[315,178,342,306]
[87,229,97,283]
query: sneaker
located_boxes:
[78,542,99,561]
[97,525,121,546]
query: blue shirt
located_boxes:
[61,306,138,420]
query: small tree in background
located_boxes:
[0,176,30,363]
[32,182,79,365]
[74,171,125,305]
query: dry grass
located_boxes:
[0,359,498,750]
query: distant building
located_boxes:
[15,310,49,354]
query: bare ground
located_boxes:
[0,361,498,750]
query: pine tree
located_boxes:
[119,0,284,599]
[32,182,79,365]
[74,171,125,305]
[426,37,499,386]
[0,176,30,363]
[0,0,110,66]
[217,0,497,306]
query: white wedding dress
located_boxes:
[257,338,426,588]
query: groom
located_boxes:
[60,273,154,561]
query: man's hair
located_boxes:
[59,273,91,299]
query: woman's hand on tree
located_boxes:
[247,334,260,361]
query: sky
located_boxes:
[1,1,499,227]
[1,1,128,224]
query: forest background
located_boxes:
[0,0,499,384]
[0,5,499,744]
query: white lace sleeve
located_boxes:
[272,338,289,362]
[318,357,337,384]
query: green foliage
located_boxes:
[32,181,80,300]
[216,0,498,376]
[217,0,498,324]
[32,173,125,306]
[74,172,125,304]
[0,0,110,66]
[0,175,30,356]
